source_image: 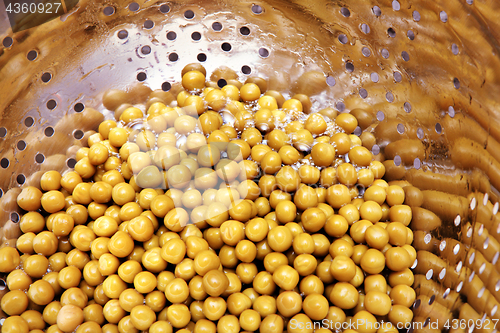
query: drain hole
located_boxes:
[362,47,371,57]
[41,72,52,83]
[74,130,84,140]
[240,26,250,35]
[386,92,394,103]
[191,32,202,41]
[2,37,13,48]
[17,174,25,185]
[35,153,45,164]
[67,158,77,168]
[118,30,128,39]
[403,102,411,113]
[197,53,207,62]
[376,111,385,121]
[137,72,147,81]
[160,4,170,13]
[392,0,400,10]
[0,158,9,169]
[251,4,263,14]
[129,2,139,11]
[212,22,223,31]
[413,11,421,21]
[169,53,179,62]
[338,34,348,44]
[345,62,354,73]
[414,158,421,169]
[144,20,154,29]
[435,123,442,134]
[370,73,379,83]
[359,89,368,99]
[45,127,55,137]
[451,43,459,55]
[0,127,6,138]
[417,128,424,139]
[17,140,27,151]
[360,23,370,34]
[259,48,269,58]
[372,6,381,16]
[387,28,396,38]
[162,82,171,92]
[74,103,85,112]
[402,51,410,61]
[440,11,448,23]
[0,189,3,198]
[167,31,177,40]
[453,78,460,89]
[340,7,350,17]
[221,43,232,52]
[381,48,389,58]
[407,30,415,40]
[47,99,57,110]
[394,72,402,82]
[242,65,251,75]
[217,79,227,88]
[24,117,34,127]
[326,76,336,87]
[27,50,38,61]
[336,102,345,112]
[11,212,20,222]
[184,10,195,19]
[141,45,151,55]
[103,6,115,16]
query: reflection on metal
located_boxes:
[1,0,500,326]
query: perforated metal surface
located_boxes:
[2,0,500,330]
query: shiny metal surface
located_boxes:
[2,0,500,328]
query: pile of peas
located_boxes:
[0,64,417,333]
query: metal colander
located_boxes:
[2,0,500,330]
